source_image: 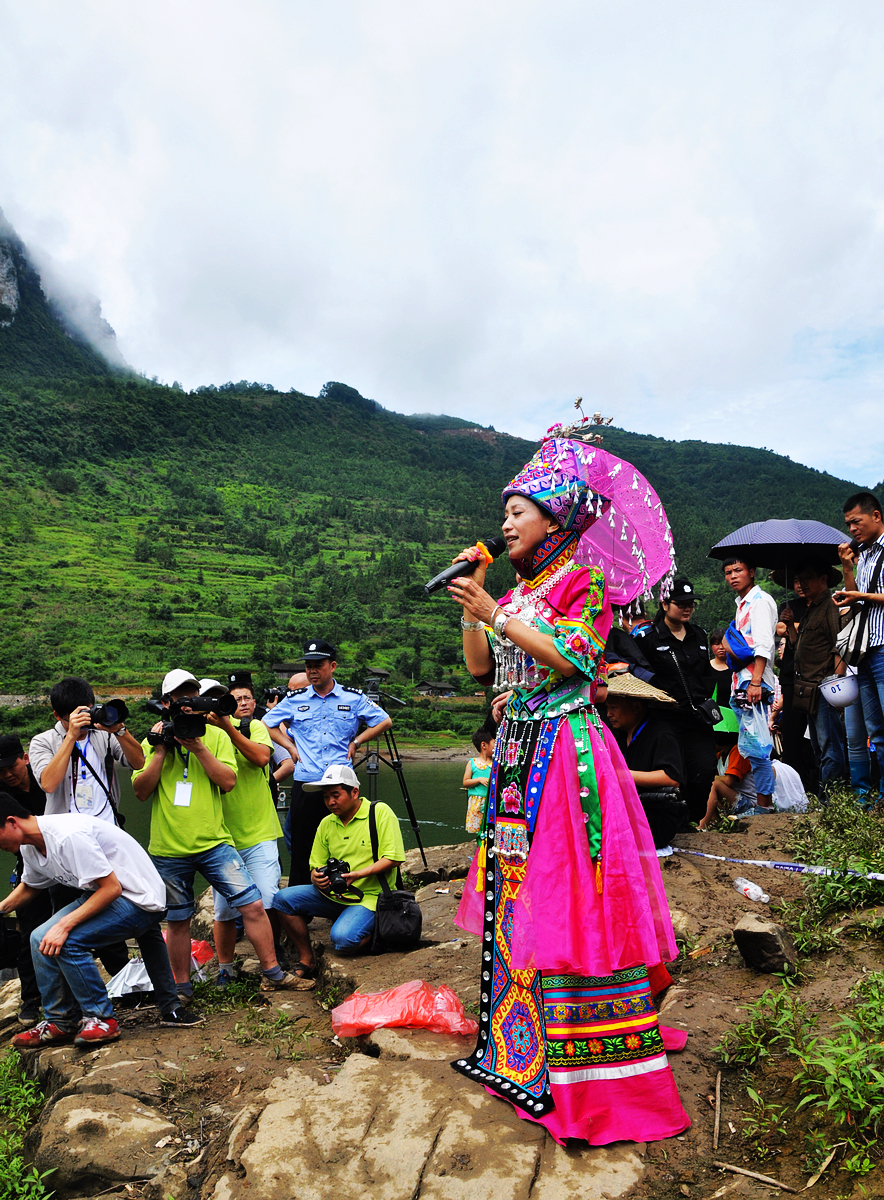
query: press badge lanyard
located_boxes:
[71,734,103,815]
[173,748,193,807]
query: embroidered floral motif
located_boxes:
[501,784,522,814]
[588,1039,604,1055]
[564,1040,577,1058]
[625,1034,642,1051]
[564,629,590,656]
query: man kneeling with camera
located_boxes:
[271,764,405,975]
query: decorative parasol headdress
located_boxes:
[503,401,677,606]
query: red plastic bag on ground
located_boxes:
[189,940,215,965]
[161,932,215,965]
[331,979,478,1038]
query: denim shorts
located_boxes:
[272,885,376,951]
[213,839,281,921]
[152,842,262,922]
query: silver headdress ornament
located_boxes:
[543,397,615,445]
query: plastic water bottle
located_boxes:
[734,876,770,904]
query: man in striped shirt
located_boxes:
[836,492,884,780]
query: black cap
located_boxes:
[668,577,697,603]
[303,638,336,662]
[0,735,25,768]
[227,672,254,691]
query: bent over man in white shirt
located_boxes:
[0,794,201,1049]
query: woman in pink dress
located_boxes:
[446,436,690,1146]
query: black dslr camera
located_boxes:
[88,699,129,728]
[317,857,363,902]
[263,685,289,704]
[145,693,238,746]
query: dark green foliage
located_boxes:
[0,365,859,704]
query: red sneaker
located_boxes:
[74,1017,120,1046]
[12,1020,76,1050]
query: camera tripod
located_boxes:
[350,678,428,869]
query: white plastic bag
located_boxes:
[738,704,773,760]
[772,762,809,812]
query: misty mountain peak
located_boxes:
[0,205,129,377]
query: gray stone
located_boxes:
[405,842,474,885]
[732,912,798,974]
[29,1092,178,1192]
[190,886,217,945]
[0,976,21,1031]
[209,1050,645,1200]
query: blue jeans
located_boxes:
[844,696,872,793]
[152,842,262,921]
[213,840,281,920]
[734,701,776,795]
[857,647,884,782]
[272,885,376,952]
[31,897,175,1027]
[809,697,847,787]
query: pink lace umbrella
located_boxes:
[567,442,676,606]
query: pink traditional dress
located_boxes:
[452,439,690,1146]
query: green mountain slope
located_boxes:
[0,370,860,716]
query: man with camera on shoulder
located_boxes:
[132,668,310,1002]
[271,764,405,976]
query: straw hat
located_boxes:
[605,668,677,705]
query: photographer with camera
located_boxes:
[28,676,145,982]
[271,764,405,972]
[199,675,288,985]
[29,676,144,825]
[132,669,310,1002]
[262,640,392,885]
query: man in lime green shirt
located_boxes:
[271,764,405,977]
[132,669,309,999]
[200,676,285,986]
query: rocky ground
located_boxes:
[2,817,883,1200]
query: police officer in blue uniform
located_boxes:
[262,639,392,883]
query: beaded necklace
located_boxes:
[492,560,580,691]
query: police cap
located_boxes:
[303,638,336,662]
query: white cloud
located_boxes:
[1,0,883,483]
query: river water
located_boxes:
[1,758,470,899]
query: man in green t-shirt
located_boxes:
[271,764,405,977]
[200,676,285,987]
[132,668,310,1000]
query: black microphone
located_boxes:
[423,536,507,596]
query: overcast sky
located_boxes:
[2,1,883,485]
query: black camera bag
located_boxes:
[367,803,422,953]
[0,918,22,970]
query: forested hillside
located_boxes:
[0,371,859,716]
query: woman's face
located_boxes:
[711,640,727,663]
[502,496,559,561]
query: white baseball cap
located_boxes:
[161,668,199,696]
[302,764,360,791]
[199,678,227,696]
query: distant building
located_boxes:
[415,679,456,698]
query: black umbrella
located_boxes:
[708,518,847,568]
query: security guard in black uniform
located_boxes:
[635,578,717,824]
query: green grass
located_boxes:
[0,1050,54,1200]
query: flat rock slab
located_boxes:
[210,1051,644,1200]
[29,1092,177,1192]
